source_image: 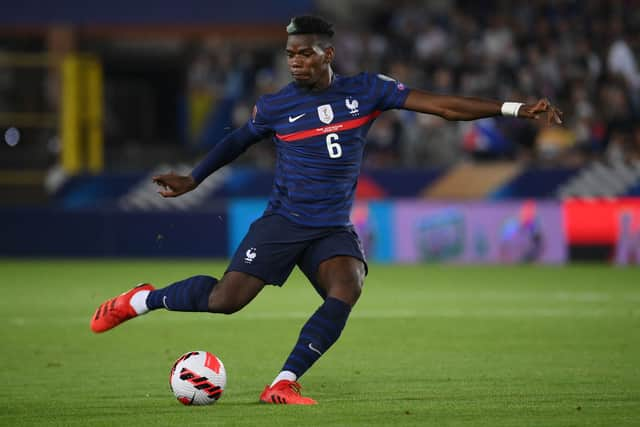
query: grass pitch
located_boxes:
[0,260,638,426]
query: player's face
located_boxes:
[286,34,333,89]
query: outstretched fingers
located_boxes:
[152,175,179,198]
[539,99,563,125]
[523,99,563,125]
[151,173,197,198]
[549,104,563,125]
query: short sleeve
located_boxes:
[369,73,410,111]
[246,96,274,138]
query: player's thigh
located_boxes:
[298,228,367,304]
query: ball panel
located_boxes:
[169,351,226,406]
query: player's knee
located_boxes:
[214,303,242,315]
[207,295,244,315]
[207,276,259,314]
[348,278,363,302]
[328,276,364,305]
[207,288,246,314]
[349,266,366,300]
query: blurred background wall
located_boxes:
[1,0,639,263]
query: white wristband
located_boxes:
[501,102,524,117]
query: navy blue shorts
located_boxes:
[227,214,367,295]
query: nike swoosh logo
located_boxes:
[308,343,322,356]
[162,296,169,310]
[288,113,305,123]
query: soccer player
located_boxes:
[90,16,562,404]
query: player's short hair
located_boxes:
[286,16,334,38]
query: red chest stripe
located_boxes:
[276,110,382,142]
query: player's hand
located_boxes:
[152,173,197,198]
[519,99,563,125]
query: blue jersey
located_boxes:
[247,72,409,227]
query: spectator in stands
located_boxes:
[607,19,640,111]
[632,126,640,162]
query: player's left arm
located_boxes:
[402,89,563,124]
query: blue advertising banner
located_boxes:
[394,201,566,264]
[351,201,394,263]
[227,199,395,262]
[228,198,268,256]
[226,199,566,264]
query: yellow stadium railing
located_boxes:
[60,53,104,175]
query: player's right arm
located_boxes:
[154,100,273,198]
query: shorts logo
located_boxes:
[345,97,359,116]
[244,247,257,264]
[317,104,334,124]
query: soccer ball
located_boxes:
[169,351,226,405]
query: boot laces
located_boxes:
[287,381,303,395]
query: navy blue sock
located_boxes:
[282,297,352,378]
[146,275,217,312]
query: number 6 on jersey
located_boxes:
[325,133,342,158]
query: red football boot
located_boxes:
[259,380,317,405]
[90,284,155,333]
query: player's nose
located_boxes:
[289,56,303,68]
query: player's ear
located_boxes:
[324,46,334,64]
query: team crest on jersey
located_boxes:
[345,97,359,116]
[317,104,334,124]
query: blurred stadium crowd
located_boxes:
[1,0,639,173]
[187,0,640,169]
